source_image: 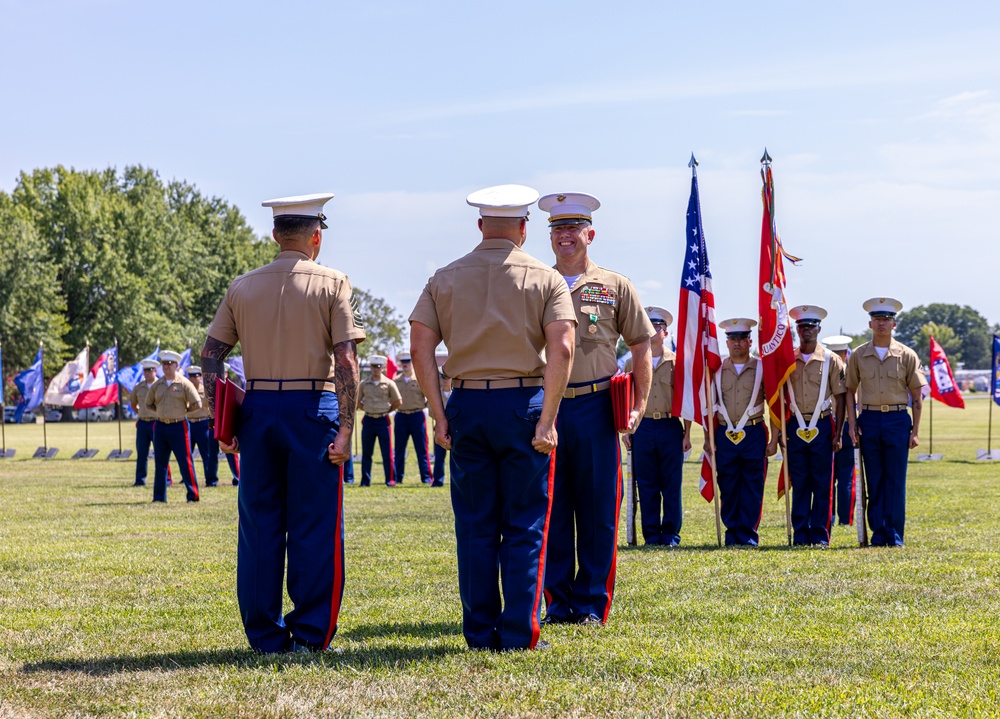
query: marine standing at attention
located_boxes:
[129,358,161,487]
[709,318,779,546]
[823,334,857,526]
[145,350,202,503]
[782,306,847,546]
[846,298,926,548]
[392,351,433,484]
[408,184,576,651]
[540,192,653,627]
[359,355,402,486]
[624,306,692,546]
[201,192,365,653]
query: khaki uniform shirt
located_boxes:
[208,250,366,381]
[409,239,576,379]
[188,384,211,420]
[145,376,201,421]
[130,382,158,421]
[846,340,926,406]
[394,374,426,412]
[360,376,401,415]
[562,260,654,384]
[716,357,766,422]
[625,350,675,417]
[788,345,847,415]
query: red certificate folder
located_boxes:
[609,371,634,432]
[214,377,245,444]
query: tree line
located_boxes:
[0,165,406,390]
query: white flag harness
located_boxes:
[786,351,832,444]
[713,360,764,445]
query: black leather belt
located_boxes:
[247,379,336,392]
[453,377,544,390]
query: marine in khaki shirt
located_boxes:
[408,184,576,651]
[394,372,427,413]
[540,191,652,626]
[624,306,692,546]
[145,374,201,421]
[782,305,849,546]
[188,383,212,421]
[844,297,927,548]
[410,239,576,382]
[130,372,160,421]
[716,357,768,428]
[360,373,402,416]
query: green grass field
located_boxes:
[2,399,1000,718]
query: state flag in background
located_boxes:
[44,347,90,406]
[228,356,246,386]
[992,335,1000,408]
[13,347,45,423]
[179,347,192,373]
[118,347,160,393]
[929,336,964,409]
[75,346,119,409]
[698,452,715,502]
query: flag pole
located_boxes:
[1,340,7,456]
[115,338,123,454]
[39,341,49,451]
[928,393,933,456]
[779,385,792,546]
[84,342,91,452]
[989,393,993,455]
[702,365,722,546]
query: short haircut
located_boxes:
[274,216,321,243]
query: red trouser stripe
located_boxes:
[182,422,199,500]
[601,441,624,625]
[530,448,557,649]
[323,463,346,648]
[232,453,240,479]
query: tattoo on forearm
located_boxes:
[333,340,360,431]
[911,395,922,410]
[201,336,234,416]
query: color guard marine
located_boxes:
[781,306,847,546]
[408,184,576,651]
[624,306,692,546]
[359,355,402,486]
[145,350,201,503]
[708,318,779,546]
[846,298,926,547]
[822,334,857,526]
[202,192,365,653]
[540,192,654,626]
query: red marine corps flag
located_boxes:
[757,150,799,426]
[929,336,965,409]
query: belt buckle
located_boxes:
[880,404,890,412]
[652,411,661,420]
[564,387,577,399]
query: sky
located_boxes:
[2,0,999,343]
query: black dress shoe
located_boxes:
[205,481,218,487]
[431,481,444,487]
[232,478,239,486]
[133,480,146,487]
[577,614,603,626]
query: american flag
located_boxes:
[671,162,722,503]
[672,165,721,426]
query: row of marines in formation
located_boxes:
[195,185,926,655]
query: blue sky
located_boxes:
[3,0,998,342]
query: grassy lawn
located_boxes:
[1,399,999,717]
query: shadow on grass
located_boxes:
[20,639,462,676]
[619,542,858,553]
[84,502,153,506]
[341,620,462,641]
